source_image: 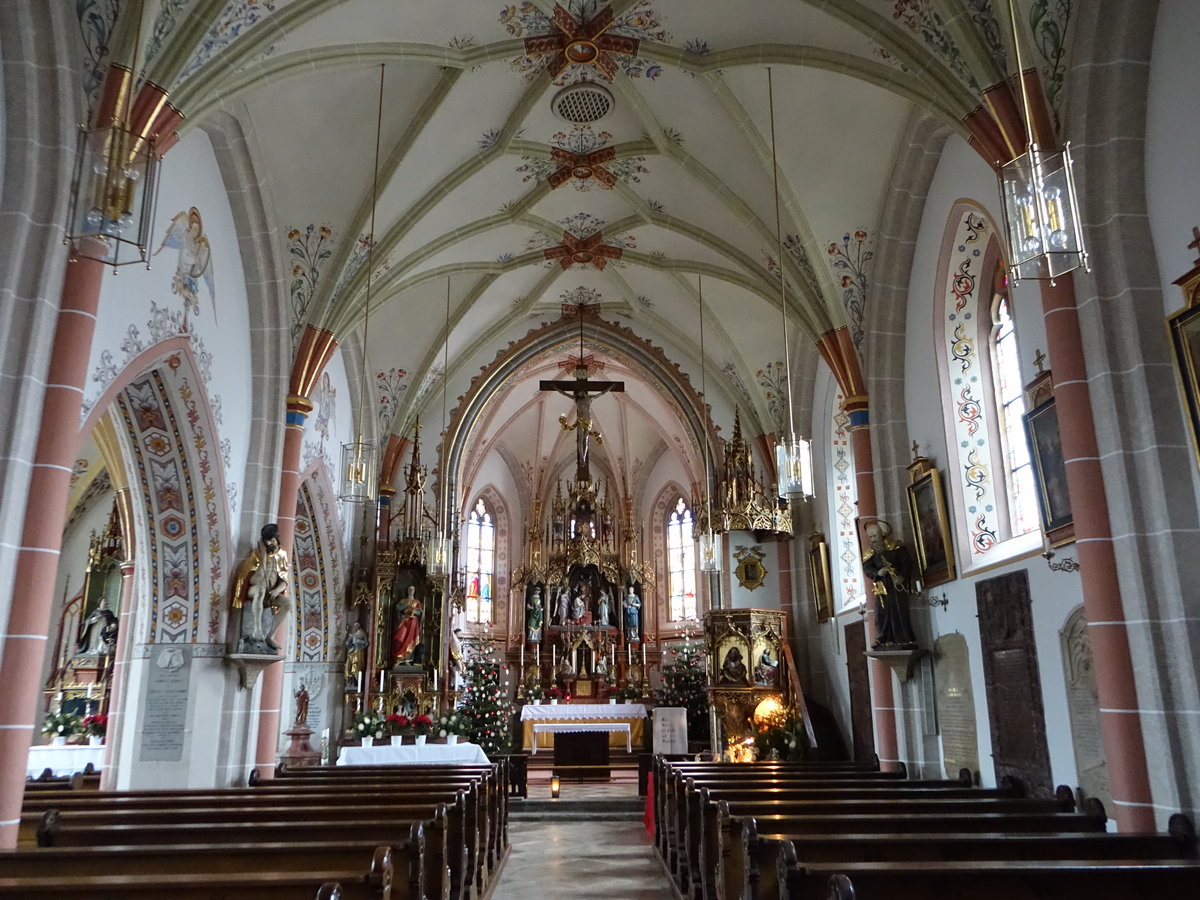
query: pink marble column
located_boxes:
[0,245,106,849]
[847,420,901,773]
[250,394,311,780]
[1040,275,1154,831]
[101,556,137,789]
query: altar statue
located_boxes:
[231,523,291,654]
[623,586,641,642]
[392,585,423,664]
[77,598,118,656]
[526,587,544,642]
[596,588,612,626]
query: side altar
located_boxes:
[520,701,648,751]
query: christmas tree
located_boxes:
[653,622,710,741]
[457,640,514,758]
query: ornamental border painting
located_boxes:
[905,467,956,588]
[1023,397,1074,543]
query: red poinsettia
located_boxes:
[547,686,564,699]
[82,714,107,737]
[411,714,433,734]
[385,714,410,734]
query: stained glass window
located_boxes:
[464,498,494,623]
[667,498,697,620]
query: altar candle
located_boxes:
[356,671,363,694]
[379,669,385,692]
[627,644,632,664]
[611,644,615,665]
[552,645,556,666]
[642,643,647,667]
[86,683,93,699]
[520,643,525,667]
[433,668,438,691]
[536,644,541,665]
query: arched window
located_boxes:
[463,498,494,623]
[666,498,697,620]
[991,275,1038,535]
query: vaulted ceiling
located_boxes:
[86,0,1072,491]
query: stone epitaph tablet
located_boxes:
[653,706,688,755]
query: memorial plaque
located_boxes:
[138,644,191,762]
[653,706,688,755]
[934,633,979,780]
[1061,608,1111,811]
[976,571,1053,797]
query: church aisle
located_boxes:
[492,807,676,899]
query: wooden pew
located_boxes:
[30,802,457,900]
[742,810,1200,900]
[0,871,384,899]
[800,856,1200,900]
[0,844,403,900]
[258,766,507,888]
[684,787,1073,900]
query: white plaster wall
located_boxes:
[300,346,353,542]
[1146,0,1200,310]
[901,136,1087,789]
[82,129,253,542]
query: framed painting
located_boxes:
[905,467,956,588]
[808,533,833,622]
[1168,298,1200,467]
[1023,397,1073,537]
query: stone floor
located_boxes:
[491,780,678,899]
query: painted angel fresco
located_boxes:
[155,206,216,326]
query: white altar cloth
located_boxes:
[520,702,647,720]
[337,742,489,766]
[27,744,104,778]
[531,721,632,753]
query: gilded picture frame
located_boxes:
[1168,298,1200,468]
[905,467,956,588]
[807,534,833,622]
[1023,397,1074,541]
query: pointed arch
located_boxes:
[649,480,692,636]
[459,484,510,631]
[292,464,346,662]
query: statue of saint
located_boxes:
[294,683,310,726]
[860,520,918,649]
[344,621,368,684]
[555,586,571,625]
[392,585,423,665]
[623,586,641,642]
[232,523,291,654]
[77,597,118,656]
[719,646,747,684]
[754,647,780,686]
[595,588,611,626]
[526,588,544,642]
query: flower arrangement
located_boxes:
[385,714,410,735]
[546,685,564,700]
[411,714,433,735]
[82,714,108,738]
[42,710,83,741]
[754,708,809,762]
[434,710,468,738]
[524,683,546,701]
[351,710,386,741]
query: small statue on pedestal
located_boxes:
[231,523,291,654]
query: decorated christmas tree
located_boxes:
[653,622,710,741]
[457,640,514,758]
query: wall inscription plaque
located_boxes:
[934,633,979,780]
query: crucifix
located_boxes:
[539,311,624,484]
[1189,225,1200,266]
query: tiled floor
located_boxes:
[493,781,677,899]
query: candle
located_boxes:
[379,670,385,692]
[432,668,438,691]
[642,643,647,667]
[611,644,615,665]
[356,671,363,694]
[86,683,93,699]
[552,645,556,666]
[627,644,632,664]
[521,643,525,667]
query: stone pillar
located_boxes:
[0,246,105,848]
[250,394,311,780]
[1040,275,1153,831]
